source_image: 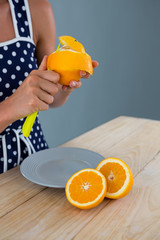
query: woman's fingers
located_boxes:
[61,81,82,91]
[79,60,99,79]
[69,81,82,88]
[80,71,90,79]
[38,55,48,71]
[31,69,60,84]
[39,78,59,96]
[92,60,99,68]
[36,88,55,105]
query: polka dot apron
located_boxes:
[0,0,49,174]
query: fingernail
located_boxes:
[81,71,86,77]
[72,81,77,87]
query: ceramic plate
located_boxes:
[20,147,105,188]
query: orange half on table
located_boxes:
[65,169,107,209]
[47,36,93,86]
[96,158,133,199]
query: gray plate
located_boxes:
[20,147,105,188]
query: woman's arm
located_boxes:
[0,1,58,134]
[29,0,99,109]
[0,98,16,133]
[29,0,84,108]
[29,0,56,64]
[0,56,60,134]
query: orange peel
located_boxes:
[47,36,93,86]
[96,158,133,199]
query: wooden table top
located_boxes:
[0,116,160,240]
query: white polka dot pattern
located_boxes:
[4,46,8,51]
[12,51,16,56]
[7,60,12,65]
[0,0,49,174]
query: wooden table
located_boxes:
[0,116,160,240]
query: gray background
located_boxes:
[39,0,160,148]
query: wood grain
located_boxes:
[0,167,45,218]
[0,188,108,240]
[1,116,160,240]
[0,116,146,218]
[103,119,160,176]
[61,116,148,154]
[74,150,160,240]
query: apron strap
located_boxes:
[2,135,7,172]
[0,129,35,173]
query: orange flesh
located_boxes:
[99,163,126,193]
[69,171,104,203]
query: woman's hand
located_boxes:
[60,60,99,93]
[6,56,60,121]
[49,60,99,108]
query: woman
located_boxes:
[0,0,98,173]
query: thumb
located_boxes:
[38,55,48,71]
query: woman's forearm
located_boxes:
[49,89,70,108]
[0,98,17,133]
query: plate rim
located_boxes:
[20,146,105,188]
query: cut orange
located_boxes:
[47,35,93,86]
[96,158,133,199]
[65,169,107,209]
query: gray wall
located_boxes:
[39,0,160,148]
